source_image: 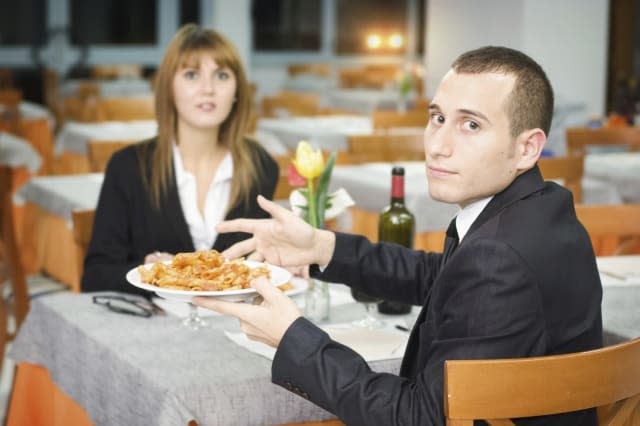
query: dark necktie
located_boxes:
[440,218,459,267]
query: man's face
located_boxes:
[424,70,523,208]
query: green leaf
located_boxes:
[315,152,336,225]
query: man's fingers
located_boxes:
[256,195,296,222]
[251,276,286,304]
[221,237,257,260]
[216,217,258,235]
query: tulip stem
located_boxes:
[307,178,318,228]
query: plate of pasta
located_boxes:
[126,250,292,302]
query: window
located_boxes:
[180,0,200,26]
[0,0,47,46]
[70,0,157,45]
[252,0,322,51]
[336,0,408,55]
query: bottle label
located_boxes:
[391,175,404,198]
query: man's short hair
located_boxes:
[452,46,554,138]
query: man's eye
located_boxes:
[430,114,444,125]
[463,120,479,131]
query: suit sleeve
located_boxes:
[273,238,546,426]
[81,151,149,296]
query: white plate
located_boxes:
[126,260,292,302]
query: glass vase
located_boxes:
[304,278,330,322]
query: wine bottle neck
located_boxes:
[391,174,405,201]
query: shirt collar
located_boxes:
[456,196,493,241]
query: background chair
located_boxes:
[371,109,427,129]
[444,337,640,425]
[287,63,331,78]
[566,127,640,156]
[346,133,424,164]
[94,96,155,122]
[71,209,95,288]
[87,140,137,172]
[575,204,640,256]
[0,88,23,135]
[262,92,320,117]
[538,155,584,203]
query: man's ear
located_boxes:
[516,128,547,171]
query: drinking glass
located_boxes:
[182,302,208,330]
[350,288,384,329]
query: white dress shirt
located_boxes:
[455,196,493,242]
[172,145,232,250]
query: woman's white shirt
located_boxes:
[172,144,232,250]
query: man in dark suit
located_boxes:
[195,46,603,425]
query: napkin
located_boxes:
[225,322,409,362]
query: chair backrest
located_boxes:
[371,109,427,129]
[347,133,424,163]
[566,127,640,156]
[262,92,320,117]
[94,96,155,122]
[71,209,96,289]
[87,140,137,172]
[0,88,23,135]
[445,337,640,425]
[538,156,584,203]
[575,204,640,256]
[91,64,142,79]
[0,69,13,89]
[0,166,31,365]
[287,63,331,77]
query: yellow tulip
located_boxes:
[293,141,324,179]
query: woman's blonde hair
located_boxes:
[142,23,260,211]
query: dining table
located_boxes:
[59,78,153,98]
[14,173,104,288]
[584,151,640,203]
[0,131,42,174]
[54,120,157,173]
[6,256,639,426]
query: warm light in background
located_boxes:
[389,33,404,48]
[366,34,382,49]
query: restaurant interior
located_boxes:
[1,0,640,425]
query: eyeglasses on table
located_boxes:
[92,295,164,318]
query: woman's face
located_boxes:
[172,55,237,133]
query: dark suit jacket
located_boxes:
[272,166,603,426]
[81,138,279,295]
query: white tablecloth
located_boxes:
[59,78,152,98]
[584,152,640,203]
[330,162,459,232]
[14,173,103,221]
[257,115,372,152]
[0,131,42,173]
[54,120,157,155]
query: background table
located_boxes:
[59,78,153,98]
[584,152,640,203]
[0,131,42,173]
[14,174,104,289]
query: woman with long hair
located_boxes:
[82,24,278,295]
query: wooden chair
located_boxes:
[0,88,23,135]
[0,69,13,89]
[371,109,428,129]
[575,204,640,256]
[287,63,331,77]
[262,92,320,117]
[538,155,584,203]
[71,209,95,287]
[444,337,640,425]
[347,133,424,164]
[94,96,155,122]
[91,64,142,79]
[0,166,33,375]
[566,127,640,156]
[87,140,137,172]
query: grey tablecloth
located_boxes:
[0,131,42,172]
[8,293,401,426]
[14,173,103,221]
[330,162,460,232]
[54,120,158,155]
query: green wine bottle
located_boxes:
[377,166,415,315]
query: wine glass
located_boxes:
[182,302,208,330]
[350,288,384,329]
